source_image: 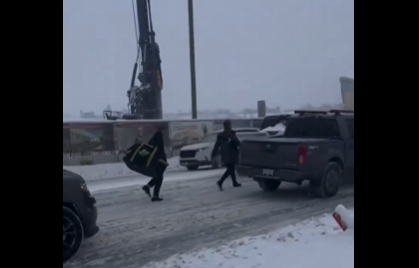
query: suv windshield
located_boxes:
[284,117,340,138]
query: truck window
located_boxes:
[284,118,340,138]
[260,116,288,130]
[346,119,354,138]
[283,118,309,137]
[237,132,269,141]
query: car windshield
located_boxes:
[201,133,219,143]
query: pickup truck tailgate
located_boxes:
[240,138,300,169]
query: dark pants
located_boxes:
[147,175,164,197]
[219,164,238,185]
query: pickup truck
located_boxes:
[237,110,354,198]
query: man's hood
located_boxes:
[180,142,212,151]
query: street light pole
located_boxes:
[188,0,198,119]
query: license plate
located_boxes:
[262,169,274,176]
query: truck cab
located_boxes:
[63,169,99,263]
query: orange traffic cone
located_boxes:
[332,211,348,231]
[332,204,353,231]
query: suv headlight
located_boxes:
[80,183,90,193]
[198,147,209,151]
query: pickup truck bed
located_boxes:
[239,137,344,183]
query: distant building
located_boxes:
[80,110,97,118]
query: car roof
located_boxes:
[212,128,259,134]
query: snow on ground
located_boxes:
[64,156,182,181]
[89,168,223,192]
[143,209,354,268]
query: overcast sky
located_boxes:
[63,0,354,115]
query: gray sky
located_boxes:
[63,0,354,114]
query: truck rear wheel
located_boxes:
[258,180,281,191]
[312,162,342,198]
[63,206,84,263]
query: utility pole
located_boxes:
[188,0,198,119]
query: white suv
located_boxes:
[179,128,267,170]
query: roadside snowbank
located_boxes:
[143,209,354,268]
[64,156,181,181]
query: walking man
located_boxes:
[142,126,167,202]
[211,120,242,191]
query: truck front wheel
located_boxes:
[63,206,84,263]
[312,162,342,198]
[258,180,281,191]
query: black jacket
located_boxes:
[211,130,241,165]
[148,131,167,161]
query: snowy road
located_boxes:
[65,176,354,268]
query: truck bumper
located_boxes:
[179,159,212,167]
[83,205,99,238]
[81,196,100,238]
[179,154,216,167]
[237,165,304,183]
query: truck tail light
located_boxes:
[297,145,307,165]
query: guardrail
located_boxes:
[63,118,263,165]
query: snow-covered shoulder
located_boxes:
[143,209,354,268]
[63,156,181,181]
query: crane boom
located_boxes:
[126,0,163,119]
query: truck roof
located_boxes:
[289,110,354,119]
[259,137,337,143]
[260,110,353,131]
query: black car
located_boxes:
[63,169,99,263]
[238,110,354,198]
